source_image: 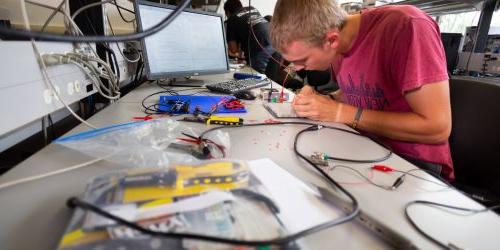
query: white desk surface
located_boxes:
[1,71,499,250]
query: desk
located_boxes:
[1,71,499,250]
[452,75,500,86]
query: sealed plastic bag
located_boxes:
[55,118,230,168]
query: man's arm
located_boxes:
[228,41,241,57]
[292,81,451,144]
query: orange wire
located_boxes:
[280,70,290,102]
[249,22,288,69]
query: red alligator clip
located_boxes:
[372,165,394,172]
[133,115,154,121]
[224,99,244,110]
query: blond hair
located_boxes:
[270,0,347,52]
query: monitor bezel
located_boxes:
[135,0,230,80]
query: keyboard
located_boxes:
[205,78,269,94]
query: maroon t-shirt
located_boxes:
[334,5,454,179]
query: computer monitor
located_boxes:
[135,1,230,86]
[441,33,462,73]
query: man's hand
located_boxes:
[292,91,342,122]
[296,85,316,95]
[330,89,345,103]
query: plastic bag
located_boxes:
[55,118,230,168]
[58,160,286,250]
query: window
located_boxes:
[437,11,481,35]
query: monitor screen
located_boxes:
[136,1,229,80]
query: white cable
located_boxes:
[64,0,72,33]
[84,56,120,89]
[61,53,117,95]
[78,57,118,96]
[26,1,113,79]
[46,53,121,100]
[25,0,98,58]
[27,1,121,96]
[69,61,120,100]
[0,153,113,190]
[68,52,120,92]
[33,43,97,129]
[21,0,97,129]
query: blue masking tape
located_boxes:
[233,72,263,80]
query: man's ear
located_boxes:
[324,30,340,49]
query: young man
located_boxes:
[224,0,275,73]
[270,0,454,179]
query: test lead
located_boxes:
[391,174,406,190]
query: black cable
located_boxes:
[196,121,391,194]
[68,189,355,247]
[76,0,101,36]
[403,168,500,203]
[198,122,360,141]
[247,0,254,74]
[198,122,392,164]
[326,165,451,191]
[0,0,191,43]
[111,1,135,14]
[133,60,143,82]
[404,200,500,249]
[137,62,145,81]
[324,151,392,163]
[329,165,397,190]
[111,49,120,81]
[114,0,135,23]
[401,169,450,188]
[102,45,121,81]
[106,12,142,64]
[292,123,500,249]
[67,123,361,247]
[141,89,186,115]
[134,60,144,84]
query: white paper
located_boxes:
[248,158,342,233]
[108,190,236,222]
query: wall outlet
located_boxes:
[67,82,74,95]
[43,89,52,104]
[74,80,82,93]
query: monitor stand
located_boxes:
[167,77,205,87]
